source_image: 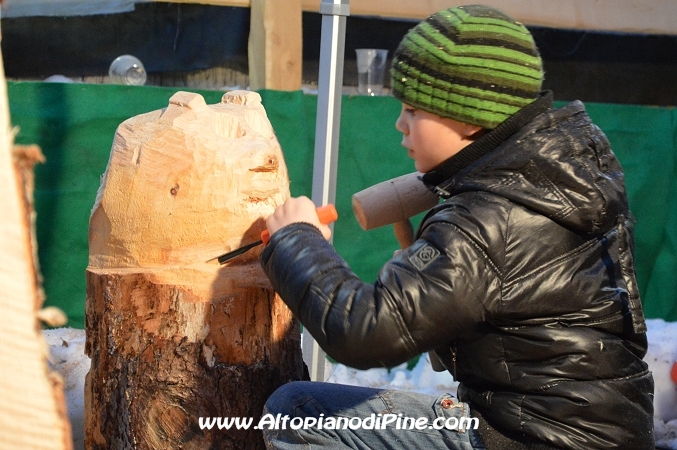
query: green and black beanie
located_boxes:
[391,5,544,129]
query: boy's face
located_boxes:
[395,103,483,173]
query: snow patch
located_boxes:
[646,319,677,423]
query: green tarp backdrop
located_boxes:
[7,81,677,328]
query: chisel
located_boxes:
[209,204,338,264]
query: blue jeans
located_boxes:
[262,381,487,449]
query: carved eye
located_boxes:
[249,155,278,173]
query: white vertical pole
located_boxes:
[305,0,349,382]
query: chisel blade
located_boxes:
[207,239,263,264]
[206,204,338,265]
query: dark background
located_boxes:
[3,2,677,105]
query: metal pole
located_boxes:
[305,0,349,382]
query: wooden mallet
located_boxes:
[352,172,438,248]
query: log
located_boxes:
[85,90,306,449]
[0,63,72,449]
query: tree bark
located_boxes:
[85,91,306,449]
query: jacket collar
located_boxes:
[422,91,554,198]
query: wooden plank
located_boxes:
[153,0,677,35]
[301,0,677,35]
[153,0,250,7]
[248,0,303,90]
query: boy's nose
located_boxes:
[395,113,408,135]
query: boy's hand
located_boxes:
[266,196,333,241]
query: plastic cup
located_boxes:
[108,54,147,86]
[356,49,388,96]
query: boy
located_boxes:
[260,5,654,449]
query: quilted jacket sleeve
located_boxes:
[260,218,499,370]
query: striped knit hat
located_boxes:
[391,5,544,129]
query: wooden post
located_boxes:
[85,90,306,449]
[248,0,303,90]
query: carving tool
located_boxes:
[209,204,338,264]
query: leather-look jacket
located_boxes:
[261,92,654,449]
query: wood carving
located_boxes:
[85,90,306,449]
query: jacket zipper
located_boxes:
[450,343,458,380]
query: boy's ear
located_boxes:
[465,124,486,139]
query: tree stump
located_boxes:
[85,91,306,450]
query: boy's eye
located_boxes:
[404,107,417,115]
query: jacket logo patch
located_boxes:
[409,244,440,271]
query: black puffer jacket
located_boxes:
[261,92,654,449]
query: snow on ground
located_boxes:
[44,319,677,449]
[647,319,677,449]
[43,328,88,449]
